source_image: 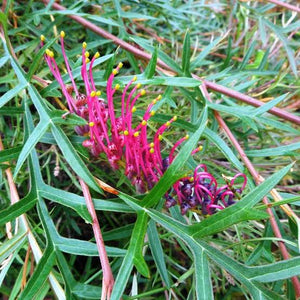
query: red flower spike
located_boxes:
[42,35,247,216]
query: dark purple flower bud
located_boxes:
[180,202,191,215]
[74,124,89,136]
[201,202,208,215]
[181,183,193,198]
[235,188,242,194]
[165,194,177,208]
[134,177,146,194]
[186,194,198,207]
[162,157,170,173]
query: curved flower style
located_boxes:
[41,32,247,215]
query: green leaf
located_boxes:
[0,231,27,265]
[147,220,171,287]
[55,236,126,257]
[0,193,37,226]
[264,19,297,76]
[246,142,300,157]
[247,256,300,283]
[198,241,283,300]
[239,40,257,70]
[0,145,22,163]
[132,212,150,278]
[87,15,121,27]
[19,246,56,300]
[190,36,223,70]
[144,47,157,79]
[110,211,150,300]
[130,36,182,74]
[207,102,253,118]
[258,116,300,135]
[203,128,244,172]
[252,94,288,117]
[14,120,50,178]
[39,184,91,222]
[182,30,191,76]
[50,110,87,126]
[50,124,102,193]
[0,82,27,109]
[189,243,213,300]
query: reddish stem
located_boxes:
[79,178,114,300]
[266,0,300,13]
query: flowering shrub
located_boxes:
[41,32,247,215]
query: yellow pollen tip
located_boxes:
[150,142,154,147]
[118,62,123,69]
[112,69,118,75]
[142,120,147,126]
[89,122,95,127]
[124,130,129,136]
[133,131,139,137]
[96,91,101,96]
[85,51,90,58]
[150,111,155,116]
[149,148,155,154]
[46,49,54,57]
[82,42,87,49]
[131,106,136,113]
[85,58,90,63]
[189,177,194,182]
[94,52,100,58]
[157,95,162,100]
[152,99,157,104]
[115,84,120,90]
[158,135,163,141]
[132,75,137,82]
[40,35,45,41]
[140,89,146,96]
[90,91,96,97]
[136,83,141,89]
[172,116,177,121]
[166,121,171,127]
[60,31,65,38]
[49,51,54,58]
[198,145,203,151]
[185,135,189,140]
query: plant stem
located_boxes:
[79,178,115,300]
[266,0,300,13]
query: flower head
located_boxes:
[41,33,247,215]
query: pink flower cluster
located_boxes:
[41,32,247,215]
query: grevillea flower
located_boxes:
[41,32,247,215]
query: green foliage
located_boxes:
[1,1,299,299]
